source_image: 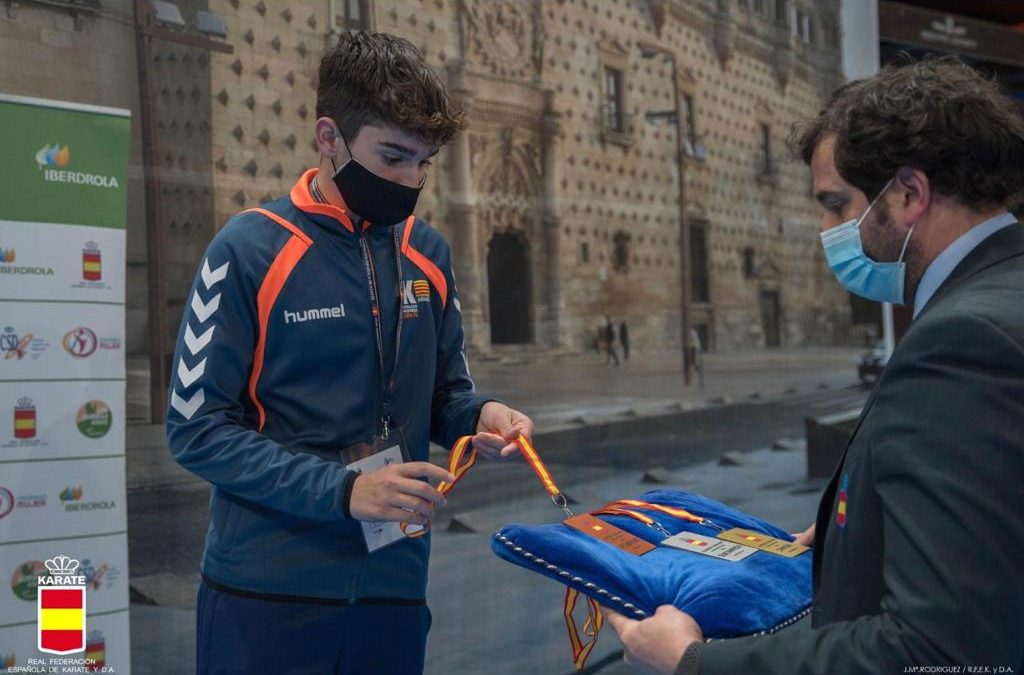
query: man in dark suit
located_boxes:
[603,56,1024,674]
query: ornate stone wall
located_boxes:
[1,0,854,360]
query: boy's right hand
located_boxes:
[348,462,455,524]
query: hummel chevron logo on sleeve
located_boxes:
[191,290,222,323]
[170,389,205,420]
[177,356,207,388]
[184,324,215,355]
[201,258,230,290]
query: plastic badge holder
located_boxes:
[492,489,812,664]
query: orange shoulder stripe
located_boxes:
[244,208,313,245]
[405,246,448,310]
[248,233,311,431]
[399,216,448,309]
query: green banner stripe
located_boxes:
[0,99,130,229]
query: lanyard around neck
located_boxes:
[357,227,404,438]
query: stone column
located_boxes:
[540,89,564,346]
[444,61,488,352]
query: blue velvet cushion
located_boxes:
[491,489,812,638]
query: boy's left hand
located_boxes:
[472,402,535,460]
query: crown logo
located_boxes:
[84,241,99,252]
[16,397,34,408]
[44,555,80,577]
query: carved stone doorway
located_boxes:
[487,232,532,344]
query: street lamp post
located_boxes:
[133,0,232,424]
[639,42,693,386]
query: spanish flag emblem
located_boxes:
[38,587,86,654]
[836,473,849,528]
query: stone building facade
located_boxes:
[1,0,854,372]
[203,0,853,354]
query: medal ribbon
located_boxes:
[563,587,604,671]
[402,433,569,536]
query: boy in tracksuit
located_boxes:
[166,31,534,674]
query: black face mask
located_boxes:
[330,130,423,226]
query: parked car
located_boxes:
[858,340,888,384]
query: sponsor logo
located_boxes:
[283,303,346,324]
[61,328,120,358]
[82,242,101,281]
[76,401,112,439]
[0,487,46,519]
[11,560,46,602]
[63,328,97,358]
[401,279,431,318]
[3,654,14,669]
[3,398,47,449]
[36,144,119,189]
[37,556,87,655]
[14,397,36,439]
[80,559,120,592]
[17,494,47,509]
[0,487,12,519]
[59,486,115,513]
[35,144,70,169]
[71,242,112,291]
[2,327,48,361]
[85,630,105,670]
[0,246,55,277]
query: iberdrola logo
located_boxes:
[35,144,70,169]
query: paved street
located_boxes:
[124,347,867,674]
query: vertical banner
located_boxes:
[0,94,131,674]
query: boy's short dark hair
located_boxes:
[792,55,1024,209]
[317,31,466,148]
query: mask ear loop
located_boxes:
[897,222,916,263]
[330,128,355,178]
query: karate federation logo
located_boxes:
[836,473,849,528]
[37,555,87,655]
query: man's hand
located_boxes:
[348,462,454,524]
[602,605,703,675]
[472,401,535,460]
[793,523,816,547]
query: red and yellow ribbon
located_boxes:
[563,586,605,671]
[599,499,722,531]
[402,433,569,536]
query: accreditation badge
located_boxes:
[341,427,413,553]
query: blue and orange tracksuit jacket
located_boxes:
[165,169,489,601]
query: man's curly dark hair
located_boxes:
[793,55,1024,210]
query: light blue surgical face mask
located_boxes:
[819,178,916,305]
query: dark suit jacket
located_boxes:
[688,222,1024,674]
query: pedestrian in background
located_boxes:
[605,315,620,366]
[619,319,630,361]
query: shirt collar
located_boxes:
[913,211,1018,317]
